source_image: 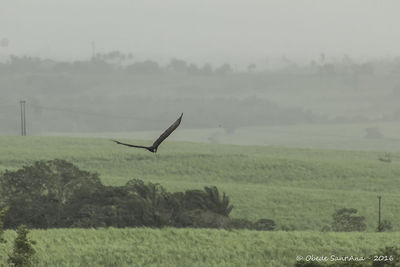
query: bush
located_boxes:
[331,208,366,232]
[377,220,393,232]
[7,225,36,267]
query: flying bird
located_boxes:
[111,113,183,153]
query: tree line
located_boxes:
[2,53,400,76]
[0,55,233,76]
[0,159,392,232]
[0,159,275,230]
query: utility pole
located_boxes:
[378,195,382,231]
[20,100,26,136]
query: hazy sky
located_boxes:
[1,0,400,65]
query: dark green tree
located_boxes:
[124,179,173,227]
[174,186,234,228]
[7,225,36,267]
[181,186,233,217]
[0,159,103,228]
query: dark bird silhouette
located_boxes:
[111,113,183,153]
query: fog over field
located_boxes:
[2,2,400,266]
[1,1,400,150]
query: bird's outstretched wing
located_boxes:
[152,113,183,149]
[111,139,150,150]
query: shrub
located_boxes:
[331,208,366,232]
[7,225,36,267]
[377,220,393,232]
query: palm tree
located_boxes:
[203,186,233,216]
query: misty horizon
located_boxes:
[1,1,400,66]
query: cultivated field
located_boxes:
[1,135,399,230]
[0,135,399,266]
[0,228,399,267]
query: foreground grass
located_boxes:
[0,228,398,267]
[1,136,400,230]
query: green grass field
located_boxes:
[0,228,399,267]
[43,121,400,152]
[0,135,399,266]
[1,135,399,230]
